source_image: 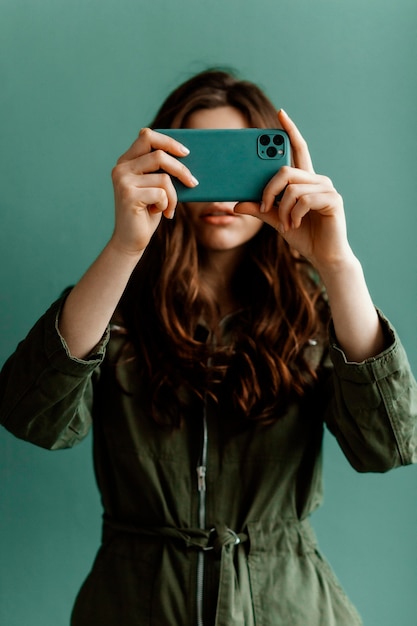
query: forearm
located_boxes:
[318,253,386,362]
[59,242,143,359]
[0,296,103,448]
[58,126,203,360]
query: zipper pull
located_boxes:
[196,465,206,492]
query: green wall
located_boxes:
[1,0,416,624]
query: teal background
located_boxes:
[1,0,416,624]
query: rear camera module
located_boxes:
[257,132,286,159]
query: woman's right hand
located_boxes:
[110,128,199,256]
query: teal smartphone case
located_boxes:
[155,128,291,202]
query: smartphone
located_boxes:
[155,128,291,202]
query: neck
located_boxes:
[199,247,246,317]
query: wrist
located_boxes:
[313,249,361,286]
[107,236,146,263]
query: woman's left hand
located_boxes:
[234,109,354,273]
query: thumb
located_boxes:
[234,201,280,231]
[234,201,262,217]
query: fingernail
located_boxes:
[280,108,288,118]
[190,175,199,186]
[277,223,285,235]
[180,144,190,155]
[260,202,266,213]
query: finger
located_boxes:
[117,127,190,164]
[277,109,314,173]
[261,166,329,212]
[124,149,199,188]
[285,191,341,231]
[137,172,179,218]
[117,172,178,218]
[235,202,280,232]
[113,149,199,203]
[116,186,170,219]
[277,182,334,228]
[234,201,260,217]
[139,187,171,213]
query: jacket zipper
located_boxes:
[196,402,208,626]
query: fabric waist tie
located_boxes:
[103,517,247,551]
[102,518,315,626]
[102,518,249,625]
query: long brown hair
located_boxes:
[118,69,329,426]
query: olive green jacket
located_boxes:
[1,298,417,626]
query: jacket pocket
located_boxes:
[247,520,363,626]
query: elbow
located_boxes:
[344,445,405,474]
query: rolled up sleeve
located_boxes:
[325,312,417,472]
[0,296,109,450]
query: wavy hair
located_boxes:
[118,69,329,426]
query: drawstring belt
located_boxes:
[103,518,247,550]
[102,518,249,625]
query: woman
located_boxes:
[1,69,416,626]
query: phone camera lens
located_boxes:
[259,134,271,146]
[267,146,278,157]
[273,134,284,146]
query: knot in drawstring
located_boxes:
[212,524,242,553]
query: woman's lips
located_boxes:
[199,210,237,225]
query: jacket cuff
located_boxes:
[43,296,109,376]
[328,310,404,384]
